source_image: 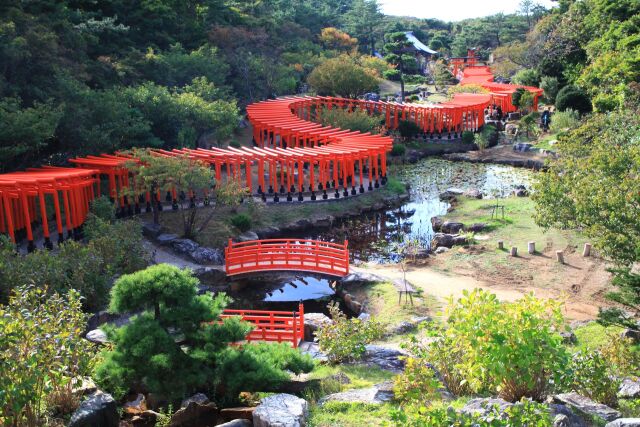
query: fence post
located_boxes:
[344,240,350,275]
[292,311,298,348]
[298,302,304,346]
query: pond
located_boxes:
[294,158,534,263]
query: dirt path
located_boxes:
[356,262,601,321]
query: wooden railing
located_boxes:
[221,303,305,348]
[224,238,349,277]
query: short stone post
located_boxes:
[528,241,535,254]
[498,240,504,250]
[556,250,564,264]
[583,243,592,257]
[510,246,518,257]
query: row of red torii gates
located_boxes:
[0,66,542,250]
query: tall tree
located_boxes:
[384,32,414,102]
[344,0,383,56]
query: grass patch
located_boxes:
[535,133,559,151]
[305,364,395,389]
[308,402,395,427]
[572,322,624,350]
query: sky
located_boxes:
[380,0,558,22]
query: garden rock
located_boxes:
[238,231,259,242]
[461,398,514,418]
[319,381,394,405]
[142,222,163,238]
[441,221,465,234]
[463,188,483,199]
[303,313,333,341]
[389,321,416,335]
[72,376,98,396]
[514,188,529,197]
[298,341,328,362]
[431,216,444,231]
[131,410,162,427]
[434,246,450,254]
[171,238,199,254]
[181,393,210,408]
[439,188,464,201]
[69,391,119,427]
[621,328,640,343]
[606,419,640,427]
[124,393,147,414]
[560,331,577,344]
[553,392,621,422]
[86,328,109,345]
[190,247,224,265]
[340,271,385,284]
[329,372,351,385]
[357,345,406,373]
[157,233,178,245]
[465,223,486,233]
[217,420,252,427]
[219,407,255,422]
[170,397,219,427]
[619,378,640,399]
[431,233,467,249]
[253,394,308,427]
[548,403,588,427]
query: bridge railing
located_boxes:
[220,303,304,348]
[225,238,349,277]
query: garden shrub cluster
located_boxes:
[549,109,580,133]
[397,120,422,140]
[390,143,406,157]
[555,85,592,114]
[319,106,383,134]
[230,213,252,232]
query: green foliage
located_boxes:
[397,120,422,140]
[308,56,379,98]
[555,85,592,114]
[519,112,541,139]
[512,69,540,87]
[383,69,401,81]
[475,125,498,150]
[449,84,490,97]
[391,144,406,157]
[384,32,414,99]
[461,130,475,144]
[533,109,640,325]
[512,88,526,109]
[540,76,560,104]
[96,264,312,402]
[386,177,407,196]
[316,302,385,364]
[566,350,620,407]
[0,286,96,426]
[549,109,580,133]
[393,357,441,404]
[230,213,252,232]
[90,195,117,222]
[391,399,553,427]
[319,107,382,134]
[416,290,570,402]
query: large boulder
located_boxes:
[431,216,444,232]
[548,403,589,427]
[431,233,467,249]
[439,188,464,201]
[339,271,386,284]
[157,233,178,245]
[465,223,486,233]
[189,247,224,265]
[171,238,200,254]
[621,328,640,343]
[356,345,406,373]
[142,222,163,238]
[303,313,333,341]
[463,188,483,199]
[237,231,259,242]
[553,392,621,423]
[124,393,147,415]
[319,381,394,405]
[606,420,640,427]
[441,221,465,234]
[85,329,109,345]
[461,398,514,418]
[169,394,218,427]
[619,378,640,399]
[69,391,119,427]
[253,394,308,427]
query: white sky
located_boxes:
[380,0,558,22]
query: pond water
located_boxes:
[296,158,534,263]
[226,274,347,315]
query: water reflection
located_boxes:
[303,159,534,263]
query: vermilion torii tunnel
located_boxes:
[0,66,542,251]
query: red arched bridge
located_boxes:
[224,238,349,277]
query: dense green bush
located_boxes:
[540,76,560,104]
[519,112,541,139]
[417,290,570,402]
[390,143,406,157]
[567,350,620,407]
[230,213,252,232]
[228,139,241,148]
[555,85,592,114]
[383,69,401,81]
[475,125,498,150]
[461,130,475,144]
[512,69,540,87]
[95,264,313,402]
[397,120,422,140]
[320,106,382,134]
[90,196,117,221]
[0,286,96,426]
[316,302,384,363]
[393,357,440,404]
[386,177,407,196]
[549,109,580,133]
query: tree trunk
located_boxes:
[400,74,405,103]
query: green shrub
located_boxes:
[592,93,619,113]
[540,76,560,104]
[549,109,580,133]
[228,139,241,148]
[393,357,440,404]
[519,112,541,139]
[0,286,96,426]
[566,350,620,407]
[512,87,526,108]
[418,289,570,402]
[391,399,553,426]
[316,302,385,364]
[390,143,406,157]
[385,177,406,195]
[512,69,540,87]
[397,120,421,139]
[475,125,498,150]
[90,195,116,221]
[383,69,401,81]
[230,213,252,232]
[555,85,592,114]
[320,106,382,134]
[461,130,475,144]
